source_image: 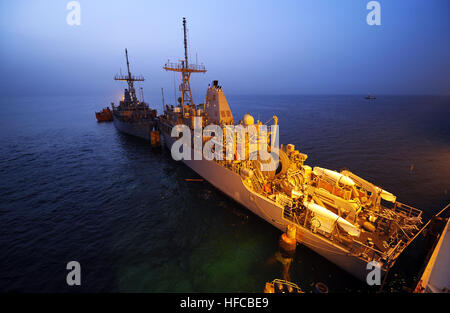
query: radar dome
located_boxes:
[243,114,254,126]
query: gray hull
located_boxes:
[113,118,155,141]
[161,128,383,282]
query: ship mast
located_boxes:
[114,48,144,104]
[164,18,206,116]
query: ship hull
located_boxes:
[161,125,385,282]
[113,117,155,141]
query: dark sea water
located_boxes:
[0,95,449,292]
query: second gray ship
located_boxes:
[112,49,157,141]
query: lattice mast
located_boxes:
[114,48,144,103]
[164,18,206,115]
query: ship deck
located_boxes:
[416,217,450,292]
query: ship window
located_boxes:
[221,111,226,117]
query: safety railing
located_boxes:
[163,62,206,72]
[393,202,422,218]
[349,240,387,264]
[113,74,144,81]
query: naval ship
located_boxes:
[159,18,423,281]
[365,94,376,100]
[112,49,157,141]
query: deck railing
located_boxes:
[281,205,399,266]
[349,240,383,261]
[163,62,206,72]
[113,74,144,81]
[393,202,422,218]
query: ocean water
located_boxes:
[0,95,449,292]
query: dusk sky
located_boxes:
[0,0,449,102]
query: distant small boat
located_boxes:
[95,107,113,122]
[365,94,376,100]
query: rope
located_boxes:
[263,116,274,126]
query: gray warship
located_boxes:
[159,18,424,281]
[112,49,157,141]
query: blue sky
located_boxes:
[0,0,449,101]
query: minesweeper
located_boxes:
[112,49,157,141]
[159,18,423,281]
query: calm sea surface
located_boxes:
[0,95,449,292]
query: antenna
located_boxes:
[183,17,188,67]
[188,28,192,66]
[163,18,206,116]
[125,48,131,79]
[173,73,177,104]
[114,48,144,104]
[140,87,145,103]
[161,87,165,108]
